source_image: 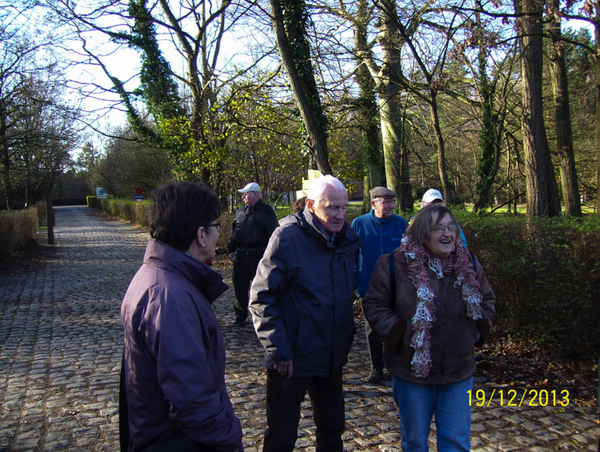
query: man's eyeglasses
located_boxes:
[209,221,222,231]
[430,223,457,234]
[376,199,396,206]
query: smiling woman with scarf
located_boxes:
[362,204,496,452]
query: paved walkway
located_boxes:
[0,206,598,452]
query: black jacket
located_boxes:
[249,210,362,378]
[227,199,279,253]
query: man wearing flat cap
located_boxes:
[228,182,279,327]
[351,186,408,383]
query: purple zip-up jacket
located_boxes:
[121,240,242,452]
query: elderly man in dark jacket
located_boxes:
[228,182,279,327]
[249,175,362,452]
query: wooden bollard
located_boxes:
[45,193,54,245]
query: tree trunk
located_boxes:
[353,0,381,213]
[594,16,600,214]
[377,4,403,206]
[0,103,10,210]
[548,0,582,217]
[269,0,332,175]
[473,5,501,212]
[430,93,451,202]
[515,0,561,217]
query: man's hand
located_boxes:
[274,360,293,378]
[228,252,235,261]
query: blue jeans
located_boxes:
[392,375,473,452]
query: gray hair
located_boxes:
[307,175,346,202]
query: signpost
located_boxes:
[134,187,143,203]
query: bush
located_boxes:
[99,198,151,228]
[0,208,38,269]
[456,211,600,359]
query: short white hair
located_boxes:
[307,175,346,202]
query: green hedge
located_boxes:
[99,198,151,228]
[456,212,600,359]
[96,199,599,359]
[0,208,38,269]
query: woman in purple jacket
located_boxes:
[120,182,243,452]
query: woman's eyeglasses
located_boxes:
[430,223,457,234]
[209,221,222,231]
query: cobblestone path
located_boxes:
[0,206,598,451]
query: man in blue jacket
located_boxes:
[249,175,361,452]
[351,186,408,383]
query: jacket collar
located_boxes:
[294,209,359,250]
[369,209,395,225]
[144,240,228,303]
[246,198,264,213]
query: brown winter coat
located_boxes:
[362,248,496,385]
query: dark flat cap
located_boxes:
[370,186,397,200]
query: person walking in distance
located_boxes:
[228,182,279,327]
[351,186,408,384]
[249,175,362,452]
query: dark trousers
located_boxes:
[232,248,264,322]
[263,369,345,452]
[365,318,384,371]
[141,433,203,452]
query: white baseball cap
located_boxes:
[238,182,261,193]
[422,188,443,204]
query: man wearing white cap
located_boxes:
[421,188,444,208]
[228,182,279,327]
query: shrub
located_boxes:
[457,212,600,359]
[99,199,150,228]
[0,208,38,269]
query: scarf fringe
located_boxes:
[401,236,483,377]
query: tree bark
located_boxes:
[548,0,582,217]
[593,11,600,214]
[473,5,501,212]
[377,3,407,208]
[429,92,451,203]
[269,0,332,175]
[515,0,561,217]
[353,0,381,213]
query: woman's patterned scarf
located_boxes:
[401,236,483,377]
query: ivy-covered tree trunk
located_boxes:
[548,3,582,217]
[269,0,332,175]
[514,0,561,217]
[473,8,501,213]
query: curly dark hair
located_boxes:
[148,182,221,251]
